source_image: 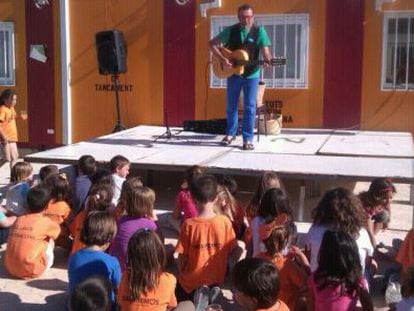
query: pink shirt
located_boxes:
[307,274,366,311]
[175,189,198,220]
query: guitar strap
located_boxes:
[226,23,260,77]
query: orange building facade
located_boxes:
[0,0,413,147]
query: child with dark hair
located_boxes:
[38,164,59,182]
[232,257,289,311]
[74,155,96,212]
[109,186,157,271]
[69,275,112,311]
[110,154,130,205]
[5,185,60,278]
[5,161,33,215]
[173,165,204,223]
[70,184,114,254]
[90,168,113,188]
[256,214,310,310]
[175,175,237,306]
[0,88,27,170]
[68,211,120,310]
[218,176,247,240]
[43,173,71,225]
[43,173,72,250]
[307,230,373,311]
[117,228,182,310]
[245,172,282,255]
[113,176,143,220]
[359,178,396,248]
[251,187,295,257]
[304,187,373,274]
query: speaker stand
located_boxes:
[112,74,126,133]
[153,111,181,142]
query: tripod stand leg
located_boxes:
[112,74,126,133]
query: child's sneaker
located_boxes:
[194,285,210,311]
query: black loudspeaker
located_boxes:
[95,29,127,75]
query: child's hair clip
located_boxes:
[259,213,289,241]
[59,172,67,180]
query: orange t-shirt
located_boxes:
[69,210,86,254]
[43,199,71,225]
[175,214,236,293]
[257,252,307,311]
[0,105,17,141]
[256,300,290,311]
[396,228,414,277]
[117,271,177,311]
[4,212,60,278]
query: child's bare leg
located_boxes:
[1,143,11,168]
[8,142,19,169]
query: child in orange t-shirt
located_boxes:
[117,228,181,311]
[69,184,113,254]
[5,185,61,279]
[175,175,237,304]
[256,214,310,310]
[43,172,72,250]
[0,89,27,170]
[43,173,71,225]
[232,258,289,311]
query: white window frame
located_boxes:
[0,22,15,86]
[210,14,309,89]
[381,11,414,91]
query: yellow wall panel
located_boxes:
[68,0,163,142]
[361,0,414,133]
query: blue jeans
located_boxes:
[226,75,259,142]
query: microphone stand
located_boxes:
[153,111,181,142]
[112,73,126,133]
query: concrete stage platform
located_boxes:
[25,125,414,220]
[25,125,414,180]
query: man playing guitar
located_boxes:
[209,3,273,150]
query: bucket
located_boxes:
[259,114,282,135]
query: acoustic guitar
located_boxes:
[212,47,286,79]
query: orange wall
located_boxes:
[68,0,163,142]
[195,0,326,128]
[0,0,28,142]
[361,0,414,133]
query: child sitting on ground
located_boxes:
[38,164,58,183]
[68,210,120,310]
[113,176,143,220]
[256,213,310,310]
[117,228,180,310]
[175,175,237,305]
[232,257,289,311]
[73,155,96,212]
[69,275,112,311]
[304,187,373,275]
[70,184,113,254]
[5,185,61,278]
[109,186,158,271]
[43,173,72,225]
[110,154,130,205]
[251,188,296,257]
[173,165,204,223]
[359,178,396,248]
[245,171,282,255]
[307,229,373,311]
[5,161,33,216]
[43,173,72,250]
